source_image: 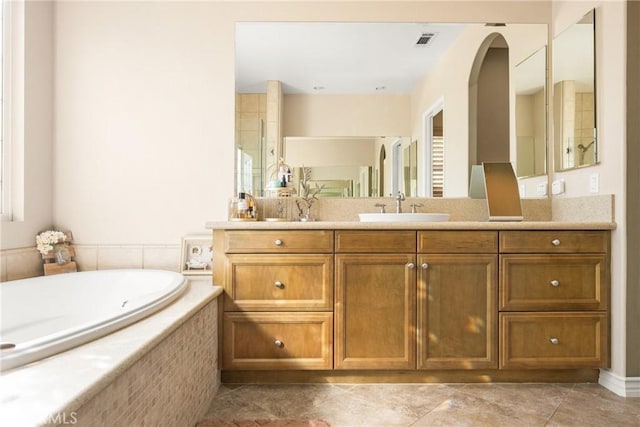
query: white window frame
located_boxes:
[1,0,11,220]
[1,0,22,222]
[422,97,445,197]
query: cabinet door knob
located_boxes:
[550,337,559,345]
[274,339,284,348]
[274,239,283,246]
[406,262,415,269]
[551,239,561,246]
[274,281,284,289]
[550,280,560,287]
[421,263,429,269]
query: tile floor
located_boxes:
[203,383,640,426]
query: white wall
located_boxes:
[551,0,628,380]
[51,0,551,245]
[53,1,235,244]
[285,137,377,167]
[0,1,54,250]
[283,94,411,137]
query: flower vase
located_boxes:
[298,204,315,222]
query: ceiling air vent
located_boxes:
[415,32,436,47]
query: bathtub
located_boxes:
[0,269,187,372]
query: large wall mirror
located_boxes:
[553,9,597,171]
[235,22,547,198]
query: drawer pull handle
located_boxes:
[550,337,559,345]
[274,339,284,348]
[551,239,561,246]
[274,281,284,289]
[274,239,283,246]
[407,262,415,269]
[550,280,560,287]
[421,263,429,270]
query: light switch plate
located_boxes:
[536,182,548,196]
[551,180,565,195]
[590,173,599,193]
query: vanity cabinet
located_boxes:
[218,230,334,370]
[334,231,416,369]
[498,230,610,369]
[213,226,611,380]
[417,231,498,369]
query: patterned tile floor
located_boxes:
[203,383,640,426]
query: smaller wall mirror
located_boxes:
[553,9,597,171]
[515,46,547,178]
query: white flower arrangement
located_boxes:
[36,230,68,255]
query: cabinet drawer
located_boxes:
[500,255,608,311]
[225,254,333,311]
[335,230,416,253]
[499,312,608,369]
[225,230,333,253]
[223,312,333,370]
[500,231,608,253]
[418,231,498,253]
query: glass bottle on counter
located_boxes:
[228,192,257,221]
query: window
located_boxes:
[423,99,445,198]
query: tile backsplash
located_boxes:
[1,244,183,282]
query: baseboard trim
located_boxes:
[599,370,640,397]
[222,369,600,384]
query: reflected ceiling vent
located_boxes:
[415,32,437,47]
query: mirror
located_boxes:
[515,46,547,177]
[284,136,410,197]
[553,9,597,171]
[235,22,548,197]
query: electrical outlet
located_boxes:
[589,173,599,193]
[551,180,565,195]
[536,182,548,196]
[519,184,526,197]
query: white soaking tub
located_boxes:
[0,269,187,372]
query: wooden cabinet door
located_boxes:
[418,254,498,369]
[335,254,416,369]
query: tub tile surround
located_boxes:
[0,280,222,426]
[0,244,182,282]
[0,247,43,281]
[69,295,219,427]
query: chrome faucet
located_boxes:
[395,192,405,213]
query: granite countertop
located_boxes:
[206,220,616,230]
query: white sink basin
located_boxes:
[358,213,450,222]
